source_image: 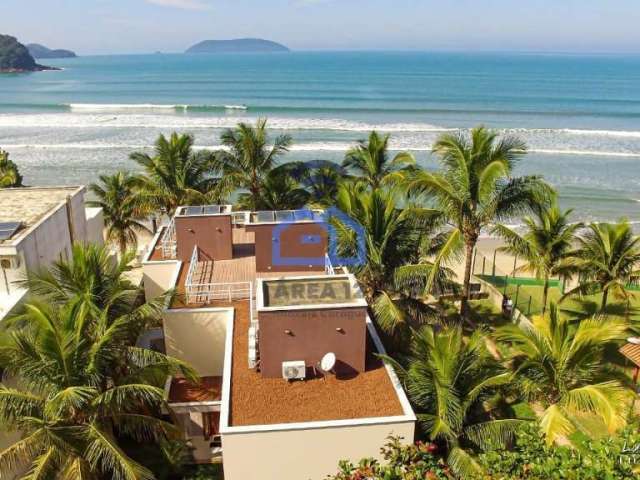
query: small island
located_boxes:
[27,43,77,59]
[0,34,58,72]
[186,38,290,54]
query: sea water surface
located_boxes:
[0,51,639,222]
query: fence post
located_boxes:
[492,250,497,278]
[482,257,486,276]
[527,296,532,316]
[514,284,520,309]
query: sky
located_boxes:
[2,0,640,55]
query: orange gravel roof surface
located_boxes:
[228,300,404,427]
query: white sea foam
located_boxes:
[68,103,187,111]
[4,142,640,158]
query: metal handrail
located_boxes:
[325,254,335,275]
[160,220,177,258]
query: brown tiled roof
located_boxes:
[620,343,640,368]
[228,300,404,426]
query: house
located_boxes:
[141,206,416,480]
[0,186,104,321]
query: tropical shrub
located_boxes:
[0,148,23,188]
[326,436,449,480]
[479,423,640,479]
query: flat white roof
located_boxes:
[0,186,84,245]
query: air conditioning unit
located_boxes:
[0,256,20,270]
[282,361,306,381]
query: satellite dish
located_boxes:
[320,352,336,372]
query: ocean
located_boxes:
[0,51,639,223]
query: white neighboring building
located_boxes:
[0,186,104,321]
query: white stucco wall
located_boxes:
[222,420,415,480]
[163,308,231,377]
[84,207,105,245]
[142,261,181,300]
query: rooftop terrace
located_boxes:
[227,300,404,427]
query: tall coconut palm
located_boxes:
[492,202,582,315]
[496,304,631,445]
[334,183,454,346]
[382,324,518,478]
[342,131,415,189]
[212,119,294,210]
[89,171,152,255]
[0,149,23,188]
[0,300,194,479]
[564,220,640,311]
[411,126,552,318]
[131,133,219,216]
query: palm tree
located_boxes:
[0,300,194,479]
[0,245,194,479]
[382,324,518,478]
[236,165,310,211]
[0,149,23,188]
[496,304,631,445]
[334,183,454,346]
[492,201,582,316]
[212,119,294,210]
[18,243,152,329]
[411,126,552,318]
[342,131,415,189]
[89,172,152,255]
[131,133,219,216]
[564,220,640,311]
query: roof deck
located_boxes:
[227,300,404,427]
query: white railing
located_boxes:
[160,220,177,259]
[325,254,335,275]
[232,211,251,225]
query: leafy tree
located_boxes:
[496,304,631,445]
[492,201,581,315]
[327,436,449,480]
[564,220,640,311]
[212,119,294,210]
[89,171,151,254]
[131,133,219,216]
[382,324,519,478]
[411,126,552,318]
[334,183,453,347]
[342,131,415,189]
[0,149,23,188]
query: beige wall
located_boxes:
[222,420,414,480]
[163,309,231,376]
[142,261,180,300]
[84,207,105,245]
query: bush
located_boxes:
[478,423,640,479]
[326,436,450,480]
